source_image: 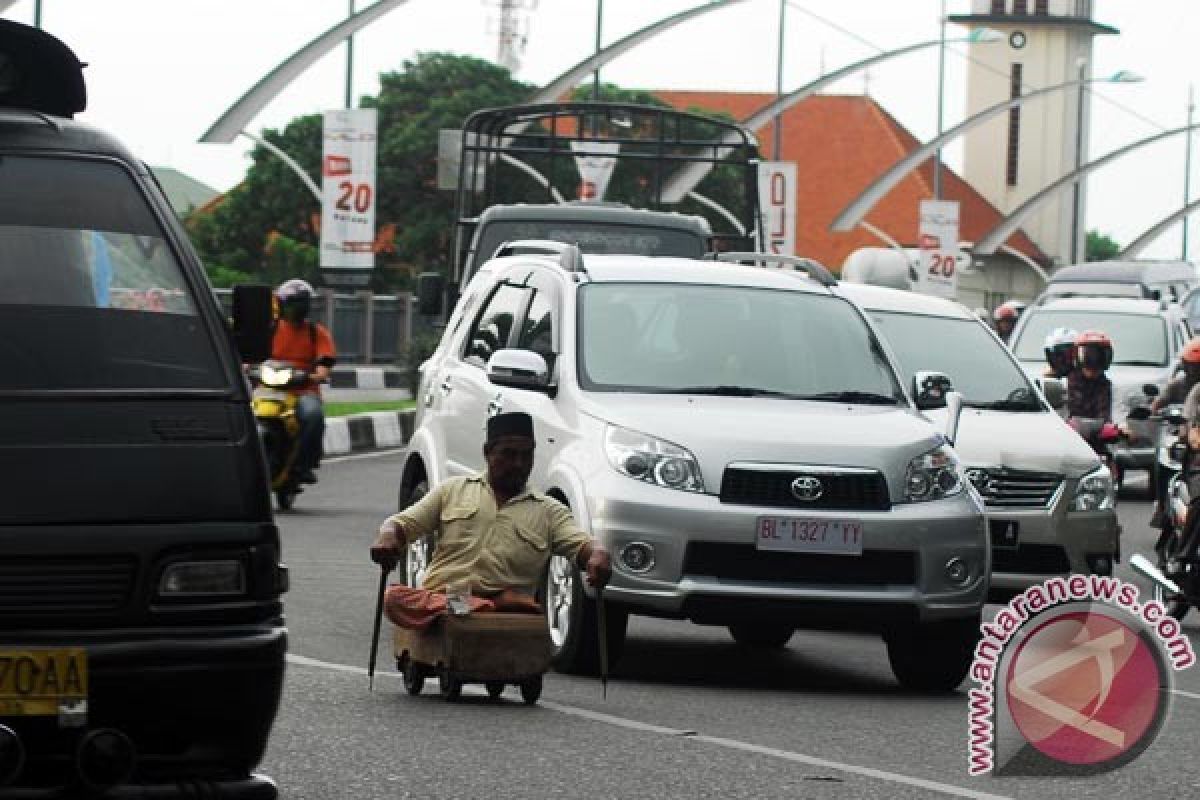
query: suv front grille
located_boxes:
[684,542,916,586]
[991,544,1070,574]
[719,466,890,511]
[0,556,136,619]
[965,468,1062,509]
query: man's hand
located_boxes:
[370,518,402,570]
[583,546,612,588]
[1188,426,1200,451]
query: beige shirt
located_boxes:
[386,474,592,594]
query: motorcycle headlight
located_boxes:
[1070,464,1115,512]
[904,444,964,502]
[260,365,292,387]
[604,424,704,493]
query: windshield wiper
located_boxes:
[660,385,797,397]
[801,390,899,405]
[1117,360,1164,367]
[966,399,1042,412]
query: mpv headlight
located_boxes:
[905,444,964,502]
[604,425,704,492]
[1070,464,1115,512]
[158,560,246,597]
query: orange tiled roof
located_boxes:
[652,90,1046,269]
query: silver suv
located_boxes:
[397,245,988,691]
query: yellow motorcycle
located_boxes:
[250,360,308,510]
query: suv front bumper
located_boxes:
[589,478,987,631]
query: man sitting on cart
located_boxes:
[369,412,612,598]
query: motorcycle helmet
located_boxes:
[1182,336,1200,384]
[992,299,1026,323]
[1043,327,1078,378]
[1075,330,1114,372]
[275,278,314,323]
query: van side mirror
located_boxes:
[913,370,954,410]
[231,283,273,364]
[1041,377,1066,410]
[416,271,445,317]
[487,349,550,392]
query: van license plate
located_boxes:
[755,517,863,555]
[0,649,88,717]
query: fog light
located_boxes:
[76,728,136,791]
[620,542,655,573]
[1087,554,1113,576]
[944,557,970,585]
[0,725,24,786]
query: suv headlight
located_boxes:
[604,425,704,493]
[1070,464,1115,512]
[904,444,964,502]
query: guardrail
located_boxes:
[214,288,418,364]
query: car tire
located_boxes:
[540,554,628,675]
[885,616,979,693]
[398,479,437,588]
[728,623,794,649]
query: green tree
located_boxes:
[1086,230,1121,261]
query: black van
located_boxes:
[0,21,284,797]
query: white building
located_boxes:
[950,0,1117,267]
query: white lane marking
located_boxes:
[1172,688,1200,702]
[323,448,405,465]
[286,653,1011,800]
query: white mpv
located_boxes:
[397,244,988,691]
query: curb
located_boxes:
[329,365,407,389]
[324,409,415,456]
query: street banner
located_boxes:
[758,161,797,256]
[320,108,378,276]
[917,199,960,299]
[571,141,620,202]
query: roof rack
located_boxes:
[492,239,586,273]
[704,252,838,288]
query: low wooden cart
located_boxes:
[394,611,553,704]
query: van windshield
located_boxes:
[867,311,1041,410]
[1012,310,1168,367]
[578,283,903,402]
[0,156,224,390]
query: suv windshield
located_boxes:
[868,311,1041,410]
[476,220,705,263]
[0,156,224,390]
[578,283,902,402]
[1012,310,1168,367]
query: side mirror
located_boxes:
[1041,377,1066,410]
[1167,409,1187,427]
[231,283,273,364]
[487,349,550,392]
[1143,383,1160,398]
[416,271,445,317]
[913,370,954,410]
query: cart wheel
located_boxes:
[438,669,462,701]
[402,663,425,696]
[485,681,505,700]
[519,676,542,705]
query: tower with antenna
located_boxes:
[485,0,538,75]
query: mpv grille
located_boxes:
[0,556,136,618]
[685,542,916,586]
[719,466,890,511]
[991,544,1070,574]
[965,468,1062,508]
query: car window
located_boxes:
[867,311,1039,409]
[578,283,902,400]
[0,156,223,390]
[463,283,531,367]
[1040,282,1143,301]
[475,220,706,265]
[1012,310,1168,367]
[517,288,555,367]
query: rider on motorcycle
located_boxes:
[992,299,1026,344]
[271,279,336,485]
[1147,337,1200,527]
[1064,330,1115,455]
[1042,326,1078,380]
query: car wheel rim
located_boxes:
[546,555,574,648]
[407,540,430,587]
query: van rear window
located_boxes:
[0,156,224,390]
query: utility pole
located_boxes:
[34,0,42,28]
[1185,84,1195,261]
[345,1,355,108]
[593,0,603,101]
[488,0,534,76]
[1070,58,1088,264]
[933,0,947,200]
[772,0,785,160]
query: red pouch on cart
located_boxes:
[384,586,494,631]
[491,588,542,614]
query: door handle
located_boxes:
[439,379,453,394]
[487,395,504,416]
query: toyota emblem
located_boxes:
[790,475,823,502]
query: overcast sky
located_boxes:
[6,0,1198,259]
